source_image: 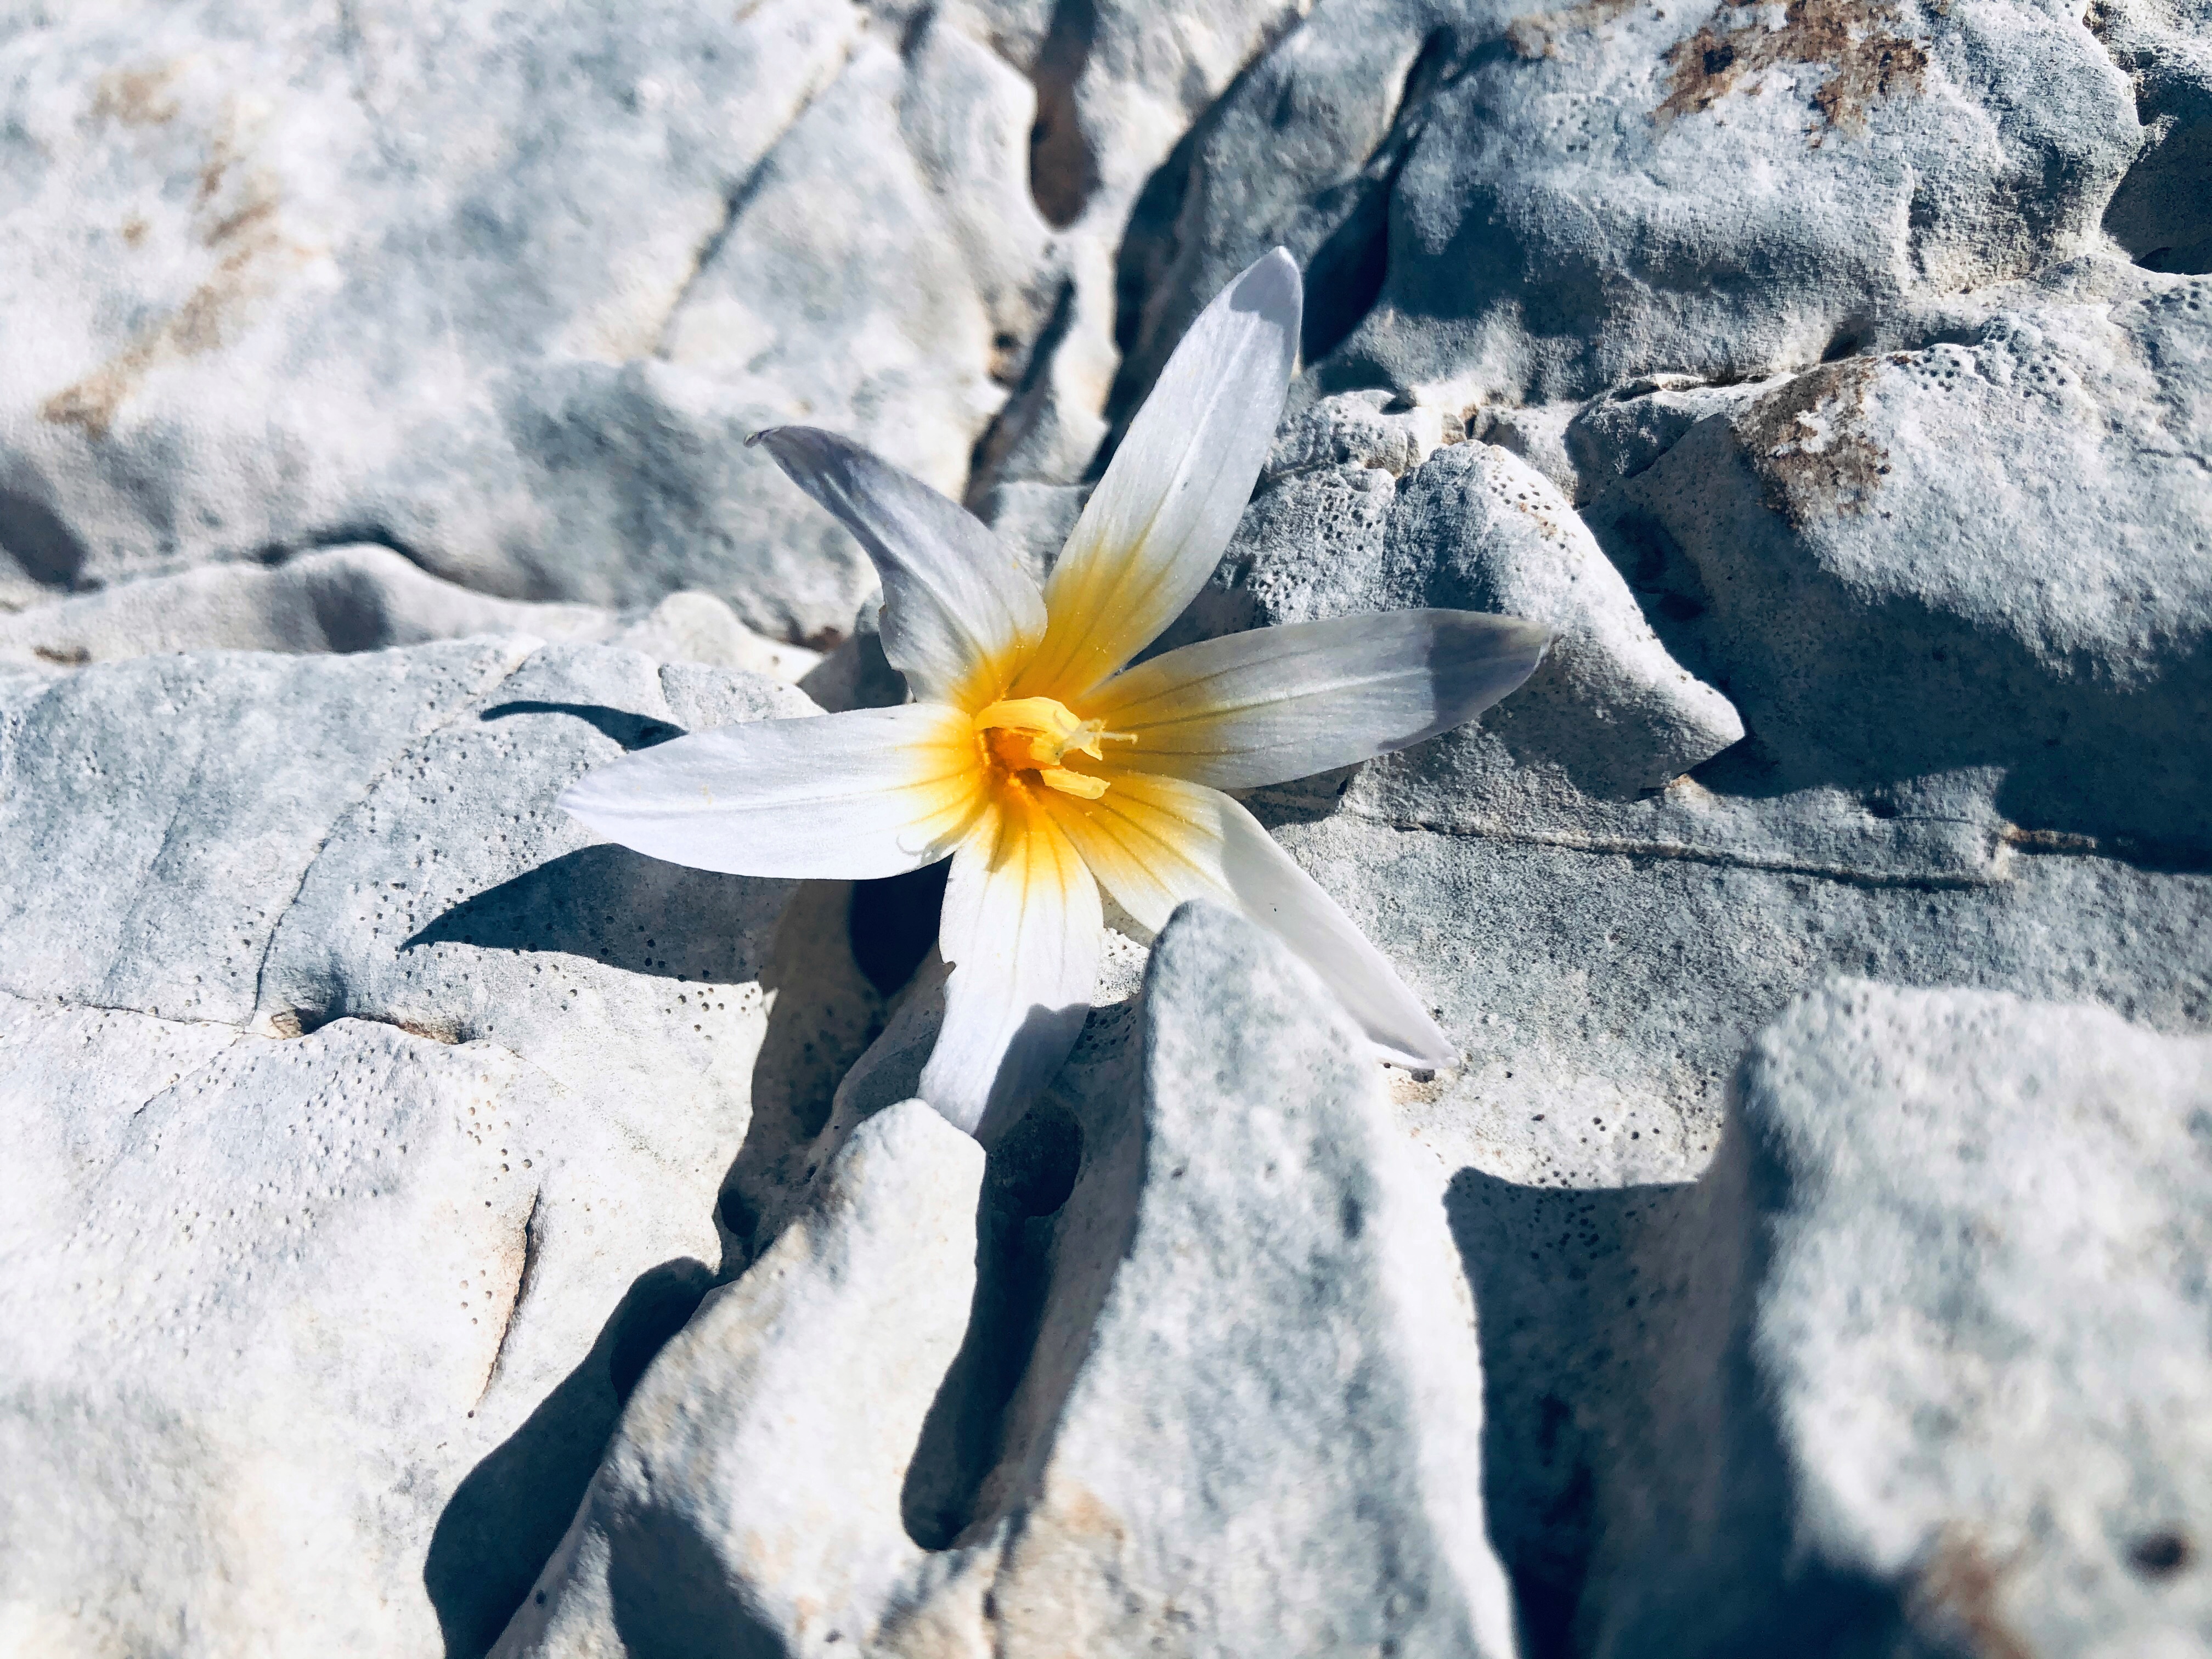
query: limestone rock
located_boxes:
[915,0,1312,494]
[2094,0,2212,275]
[1574,982,2212,1657]
[1154,403,1743,799]
[1595,269,2212,853]
[1381,442,1745,798]
[1266,385,1459,480]
[502,903,1518,1658]
[0,543,820,678]
[0,640,885,1655]
[491,1096,985,1658]
[1116,0,2146,410]
[963,901,1519,1659]
[0,2,1061,640]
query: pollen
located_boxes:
[973,696,1131,800]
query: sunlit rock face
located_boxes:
[0,641,882,1654]
[3,0,2210,1654]
[0,2,1054,641]
[496,905,1519,1659]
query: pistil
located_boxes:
[973,696,1132,800]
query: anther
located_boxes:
[973,696,1128,799]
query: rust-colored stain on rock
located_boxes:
[42,95,301,442]
[89,63,184,127]
[1508,0,1643,59]
[1906,1530,2037,1659]
[1736,356,1890,526]
[1657,0,1930,136]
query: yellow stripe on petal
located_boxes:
[922,785,1103,1136]
[1011,251,1300,702]
[1036,770,1230,933]
[1042,770,1453,1068]
[1079,610,1552,792]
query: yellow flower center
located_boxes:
[972,696,1131,801]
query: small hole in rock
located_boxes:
[2130,1531,2193,1578]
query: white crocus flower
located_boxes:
[559,250,1549,1136]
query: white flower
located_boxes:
[559,250,1549,1137]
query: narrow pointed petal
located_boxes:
[750,426,1045,708]
[1043,773,1451,1068]
[921,791,1103,1137]
[558,704,984,880]
[1085,610,1552,790]
[1014,249,1301,702]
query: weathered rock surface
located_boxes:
[919,0,1311,494]
[1563,981,2212,1658]
[1591,267,2212,853]
[504,903,1519,1658]
[0,640,884,1654]
[0,2,1056,639]
[7,0,2212,1649]
[491,1096,985,1658]
[1118,0,2148,411]
[1167,298,2212,1654]
[0,542,820,678]
[2094,0,2212,275]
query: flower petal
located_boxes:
[557,703,984,880]
[749,426,1045,708]
[1084,609,1552,790]
[1042,772,1451,1068]
[921,789,1103,1137]
[1013,249,1301,702]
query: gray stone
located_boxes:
[1154,402,1743,799]
[0,996,565,1657]
[1227,342,2212,1630]
[1267,385,1461,479]
[1379,442,1745,798]
[1116,0,2146,411]
[0,2,1072,640]
[1406,831,2212,1645]
[1592,267,2212,853]
[0,543,821,678]
[2094,0,2212,275]
[974,476,1085,582]
[795,591,909,714]
[0,640,888,1654]
[1566,981,2212,1657]
[915,0,1312,495]
[503,903,1517,1658]
[493,1095,986,1659]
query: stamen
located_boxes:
[973,696,1126,800]
[1037,766,1109,800]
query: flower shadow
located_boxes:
[478,699,685,752]
[400,845,780,981]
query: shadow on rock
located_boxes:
[1445,1142,1901,1658]
[714,880,889,1272]
[479,699,684,751]
[1444,1169,1711,1656]
[900,1095,1084,1548]
[426,1257,716,1659]
[402,845,787,985]
[602,1506,788,1659]
[0,486,89,588]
